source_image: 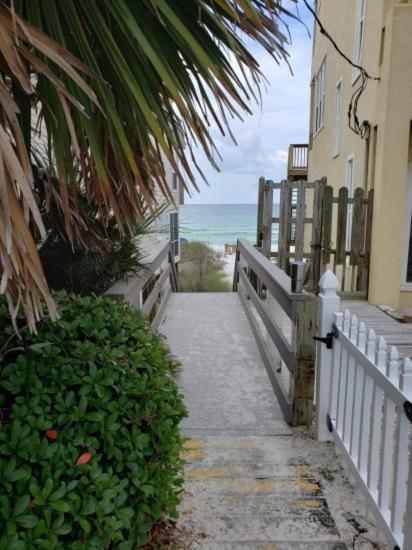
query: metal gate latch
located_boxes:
[313,324,339,349]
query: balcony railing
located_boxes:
[287,144,308,179]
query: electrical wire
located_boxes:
[302,0,380,139]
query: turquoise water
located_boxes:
[180,204,279,247]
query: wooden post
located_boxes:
[256,177,265,248]
[294,181,306,262]
[320,185,333,277]
[290,296,317,426]
[232,241,240,291]
[262,182,273,258]
[277,180,287,270]
[336,186,348,266]
[285,180,293,275]
[310,178,325,292]
[315,270,340,441]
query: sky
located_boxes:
[186,2,314,205]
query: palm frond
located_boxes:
[0,0,295,329]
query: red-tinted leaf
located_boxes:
[75,452,91,466]
[46,429,58,440]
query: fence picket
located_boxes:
[278,180,288,271]
[390,357,412,535]
[310,179,324,291]
[378,347,399,512]
[336,310,351,434]
[350,321,366,461]
[357,328,376,474]
[320,185,333,271]
[262,183,273,258]
[343,315,358,446]
[367,337,386,495]
[294,182,306,261]
[394,358,412,544]
[336,187,348,265]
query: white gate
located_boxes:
[316,271,412,549]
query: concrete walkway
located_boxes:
[160,293,384,549]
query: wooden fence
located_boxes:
[316,270,412,549]
[256,178,374,296]
[106,240,178,329]
[233,238,317,426]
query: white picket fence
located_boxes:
[316,270,412,550]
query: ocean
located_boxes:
[179,203,279,248]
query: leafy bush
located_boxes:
[179,241,231,292]
[40,236,143,296]
[0,294,186,549]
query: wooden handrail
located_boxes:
[106,239,177,328]
[235,238,311,319]
[234,237,316,426]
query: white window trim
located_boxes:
[313,57,326,137]
[352,0,366,84]
[346,154,355,250]
[332,77,343,158]
[400,163,412,289]
[172,172,178,191]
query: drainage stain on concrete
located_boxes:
[185,468,230,479]
[295,478,321,494]
[181,448,206,460]
[183,438,204,450]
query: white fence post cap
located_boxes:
[319,269,340,294]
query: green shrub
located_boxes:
[179,241,231,292]
[0,294,186,549]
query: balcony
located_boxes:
[287,143,308,180]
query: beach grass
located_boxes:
[179,241,231,292]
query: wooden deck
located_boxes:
[341,299,412,358]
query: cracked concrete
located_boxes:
[160,293,386,549]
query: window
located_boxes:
[313,59,326,135]
[353,0,366,82]
[172,172,178,191]
[332,79,342,157]
[169,212,179,257]
[346,155,355,250]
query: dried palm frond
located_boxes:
[0,0,295,329]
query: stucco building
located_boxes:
[140,153,182,263]
[308,0,412,309]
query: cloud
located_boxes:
[186,6,314,204]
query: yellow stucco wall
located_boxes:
[308,0,412,308]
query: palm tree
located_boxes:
[0,0,294,329]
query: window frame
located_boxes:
[172,172,178,191]
[332,77,343,158]
[352,0,366,84]
[313,57,326,137]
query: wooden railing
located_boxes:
[256,177,374,296]
[106,240,178,329]
[233,238,316,425]
[287,144,308,179]
[316,270,412,549]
